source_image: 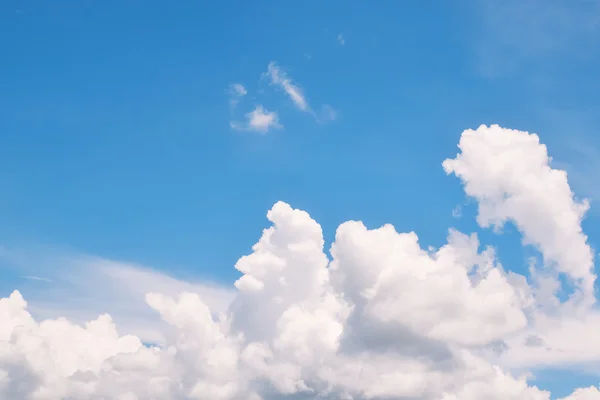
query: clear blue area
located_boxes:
[533,368,600,399]
[1,1,599,396]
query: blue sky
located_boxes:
[1,1,600,398]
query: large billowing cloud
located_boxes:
[443,125,594,304]
[1,125,599,399]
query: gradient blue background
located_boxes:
[1,1,599,396]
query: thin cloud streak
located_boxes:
[20,275,52,283]
[265,62,310,112]
[1,247,235,344]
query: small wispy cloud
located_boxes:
[227,83,247,108]
[337,33,345,45]
[229,83,247,97]
[452,205,463,219]
[227,62,336,131]
[230,105,282,134]
[265,62,310,112]
[21,275,52,283]
[318,104,337,123]
[1,247,234,344]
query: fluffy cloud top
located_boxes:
[443,125,595,304]
[1,125,598,399]
[230,105,282,134]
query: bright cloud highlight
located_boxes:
[230,105,282,134]
[1,125,599,399]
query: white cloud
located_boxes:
[452,205,462,218]
[230,105,282,134]
[1,124,600,398]
[227,83,247,108]
[265,62,310,112]
[560,387,600,400]
[260,62,337,124]
[20,275,52,283]
[337,33,345,45]
[229,83,247,97]
[1,249,234,344]
[443,124,595,305]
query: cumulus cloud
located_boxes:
[443,125,595,305]
[560,387,600,400]
[0,249,234,345]
[1,124,599,399]
[230,105,282,134]
[337,33,345,45]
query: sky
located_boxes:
[1,0,600,399]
